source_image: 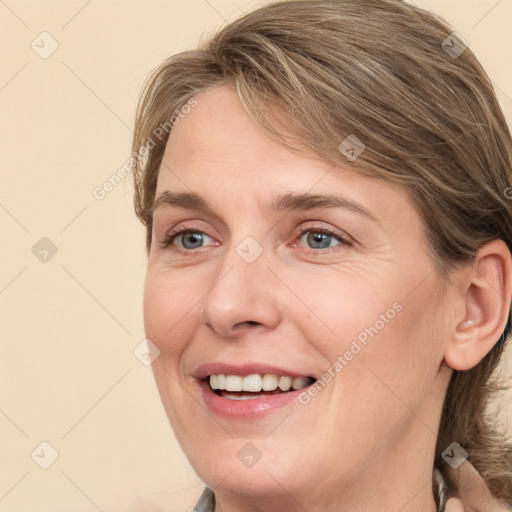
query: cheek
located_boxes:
[339,280,446,411]
[295,270,444,395]
[291,272,402,356]
[143,269,200,357]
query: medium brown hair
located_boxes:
[131,0,512,505]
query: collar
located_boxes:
[193,486,215,512]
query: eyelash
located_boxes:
[159,223,352,254]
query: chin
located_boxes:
[179,432,311,495]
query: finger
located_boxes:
[444,497,465,512]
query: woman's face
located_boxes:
[144,84,453,507]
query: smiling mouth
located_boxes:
[207,373,316,400]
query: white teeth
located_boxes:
[262,374,279,391]
[221,392,262,401]
[242,374,262,392]
[225,375,243,392]
[208,373,312,393]
[278,376,292,391]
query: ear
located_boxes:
[444,239,512,371]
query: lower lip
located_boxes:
[197,379,308,419]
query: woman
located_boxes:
[131,1,512,510]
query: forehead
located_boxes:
[155,84,418,228]
[160,84,306,179]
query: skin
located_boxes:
[143,83,512,512]
[445,499,465,512]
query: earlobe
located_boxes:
[444,240,512,372]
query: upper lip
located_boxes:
[193,362,316,380]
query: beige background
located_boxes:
[1,0,511,511]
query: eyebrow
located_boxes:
[151,191,379,223]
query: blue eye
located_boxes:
[163,230,214,250]
[303,231,338,249]
[297,227,350,250]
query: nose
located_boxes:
[200,244,282,338]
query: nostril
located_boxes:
[234,320,260,329]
